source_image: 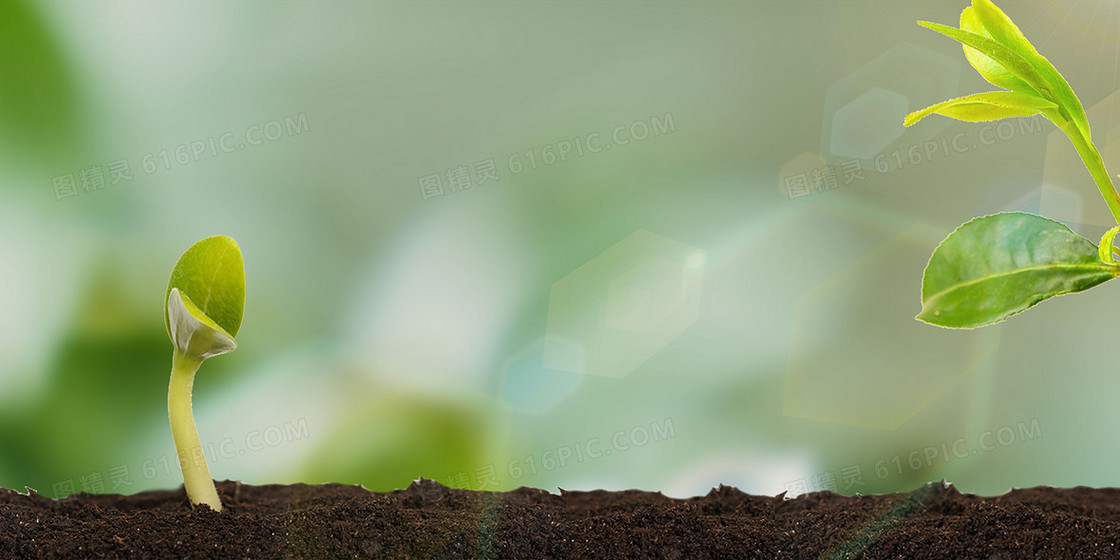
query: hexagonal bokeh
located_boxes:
[543,230,705,378]
[604,257,688,331]
[501,338,583,413]
[1045,87,1120,228]
[822,43,960,162]
[784,224,999,430]
[830,87,910,160]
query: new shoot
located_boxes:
[164,235,245,511]
[904,0,1120,329]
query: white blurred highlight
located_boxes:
[0,200,92,404]
[344,204,529,390]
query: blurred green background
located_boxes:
[4,0,1120,500]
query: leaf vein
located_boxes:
[924,262,1118,306]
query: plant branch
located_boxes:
[1064,122,1120,227]
[169,351,222,511]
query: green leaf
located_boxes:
[968,0,1091,139]
[918,22,1054,102]
[967,1,1039,63]
[918,212,1119,329]
[164,235,245,339]
[959,7,1038,95]
[904,91,1055,127]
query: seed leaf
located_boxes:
[968,0,1090,139]
[164,235,245,340]
[918,212,1119,329]
[167,288,237,360]
[904,91,1055,127]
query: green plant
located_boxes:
[904,0,1120,329]
[164,235,245,511]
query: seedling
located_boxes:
[164,235,245,511]
[905,0,1120,329]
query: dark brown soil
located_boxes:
[3,479,1120,559]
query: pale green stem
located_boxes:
[1065,123,1120,228]
[169,351,222,511]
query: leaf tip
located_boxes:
[915,307,939,324]
[916,309,978,330]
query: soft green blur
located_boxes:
[4,0,1120,500]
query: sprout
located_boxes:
[164,235,245,511]
[903,0,1120,329]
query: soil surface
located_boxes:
[3,479,1120,558]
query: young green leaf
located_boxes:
[1100,225,1120,265]
[164,235,245,341]
[967,0,1038,62]
[968,0,1091,139]
[918,212,1120,329]
[918,22,1054,101]
[959,7,1038,95]
[911,0,1120,229]
[904,91,1055,127]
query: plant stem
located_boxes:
[1065,123,1120,227]
[169,351,222,511]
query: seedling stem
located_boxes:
[1064,121,1120,227]
[168,350,221,511]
